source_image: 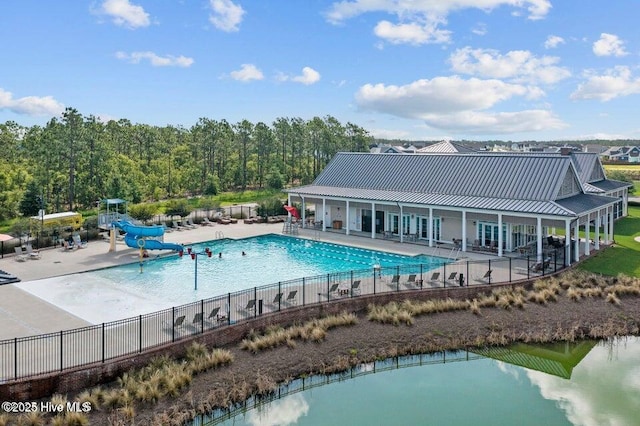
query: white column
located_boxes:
[623,191,628,216]
[301,197,306,228]
[595,211,600,250]
[345,200,350,235]
[399,204,404,243]
[565,219,571,265]
[497,213,503,257]
[603,207,609,244]
[608,205,614,243]
[428,208,433,247]
[573,220,580,262]
[536,216,543,262]
[371,202,376,239]
[287,194,292,221]
[584,213,591,256]
[322,198,326,232]
[461,211,467,252]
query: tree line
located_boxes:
[0,108,372,221]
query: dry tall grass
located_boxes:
[240,312,358,353]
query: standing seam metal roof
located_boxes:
[311,153,572,201]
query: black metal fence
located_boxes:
[0,249,565,383]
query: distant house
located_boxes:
[601,146,640,163]
[285,151,630,265]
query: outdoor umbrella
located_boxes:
[0,233,15,259]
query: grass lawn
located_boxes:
[578,205,640,277]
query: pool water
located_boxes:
[93,233,443,304]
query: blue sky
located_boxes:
[1,0,639,141]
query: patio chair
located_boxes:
[285,290,298,305]
[162,223,174,233]
[428,272,441,286]
[201,217,214,226]
[192,312,203,327]
[165,315,186,330]
[445,272,458,285]
[14,247,28,262]
[474,269,493,283]
[326,283,340,298]
[404,274,418,287]
[206,306,221,322]
[172,220,185,231]
[388,274,400,289]
[269,293,284,306]
[25,244,41,259]
[238,299,256,313]
[351,280,361,296]
[184,218,197,229]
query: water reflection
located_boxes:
[199,337,639,426]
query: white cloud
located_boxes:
[230,64,264,82]
[326,0,551,45]
[592,33,628,57]
[471,23,487,36]
[0,88,64,117]
[544,35,564,49]
[571,66,640,101]
[449,47,571,84]
[99,0,150,29]
[246,394,309,426]
[374,19,451,45]
[209,0,245,32]
[355,75,564,134]
[278,67,321,85]
[115,51,194,67]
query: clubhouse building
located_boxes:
[285,150,630,265]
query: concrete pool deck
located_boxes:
[0,222,496,340]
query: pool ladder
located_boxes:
[215,231,224,239]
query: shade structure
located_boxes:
[0,234,15,259]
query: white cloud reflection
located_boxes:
[246,394,309,426]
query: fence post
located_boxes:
[373,267,376,294]
[443,263,447,288]
[102,323,105,362]
[278,282,282,311]
[172,307,176,342]
[200,300,204,333]
[59,330,63,371]
[509,257,512,282]
[227,293,231,324]
[302,278,305,306]
[466,261,469,287]
[254,287,257,318]
[327,274,330,300]
[139,315,143,352]
[14,337,17,381]
[488,260,491,284]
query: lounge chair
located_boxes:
[72,234,87,249]
[204,306,221,323]
[162,223,174,233]
[192,312,203,327]
[14,247,28,262]
[165,315,186,330]
[238,299,256,313]
[328,283,340,297]
[172,220,185,231]
[388,274,400,289]
[474,270,492,283]
[269,293,284,306]
[184,218,196,229]
[445,272,458,286]
[428,272,441,286]
[25,244,41,259]
[404,274,417,287]
[351,280,361,296]
[285,290,298,305]
[201,217,214,226]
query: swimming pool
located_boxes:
[18,234,446,323]
[96,234,443,297]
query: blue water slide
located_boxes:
[112,221,183,252]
